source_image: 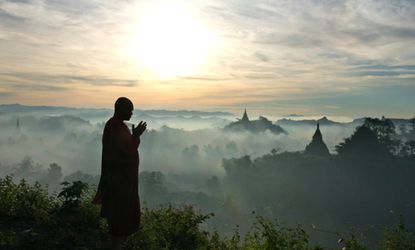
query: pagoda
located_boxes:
[304,123,330,157]
[241,109,249,122]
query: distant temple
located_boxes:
[225,109,287,135]
[13,117,21,135]
[304,123,330,157]
[16,117,20,130]
[241,109,249,122]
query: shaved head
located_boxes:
[115,97,133,112]
[114,97,134,121]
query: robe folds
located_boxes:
[94,117,141,236]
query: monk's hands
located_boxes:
[132,121,147,136]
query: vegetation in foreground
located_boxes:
[1,176,415,250]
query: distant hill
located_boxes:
[284,114,304,117]
[277,116,414,129]
[0,104,233,117]
[352,117,413,127]
[276,116,344,126]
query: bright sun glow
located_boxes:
[129,3,215,77]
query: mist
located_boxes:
[0,106,356,179]
[1,104,414,248]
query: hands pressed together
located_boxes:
[132,121,147,137]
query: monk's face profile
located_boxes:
[118,105,133,121]
[114,97,134,121]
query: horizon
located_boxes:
[0,1,414,118]
[2,102,414,122]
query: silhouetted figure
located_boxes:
[93,97,147,250]
[304,123,330,157]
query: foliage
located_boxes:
[363,117,400,154]
[1,175,414,249]
[243,215,320,250]
[129,205,213,250]
[337,234,367,250]
[58,181,89,206]
[0,175,53,249]
[335,125,384,157]
[0,175,52,222]
[379,216,415,250]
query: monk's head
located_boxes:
[114,97,133,121]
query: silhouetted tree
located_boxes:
[335,125,384,157]
[206,176,220,194]
[140,171,168,207]
[364,117,399,154]
[399,143,411,156]
[63,171,99,185]
[15,156,38,180]
[40,163,63,192]
[398,123,408,136]
[406,141,415,156]
[410,117,415,140]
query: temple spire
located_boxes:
[305,123,330,157]
[242,109,249,122]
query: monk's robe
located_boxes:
[93,116,140,236]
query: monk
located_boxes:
[93,97,147,250]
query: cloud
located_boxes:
[43,0,101,16]
[177,76,233,81]
[0,8,27,23]
[353,64,415,71]
[345,64,415,77]
[0,0,414,116]
[8,83,68,92]
[3,0,33,3]
[352,71,415,77]
[0,91,15,97]
[253,52,269,62]
[0,72,139,88]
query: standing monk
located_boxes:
[93,97,147,250]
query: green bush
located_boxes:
[379,216,415,250]
[129,205,213,249]
[243,215,321,250]
[1,175,414,250]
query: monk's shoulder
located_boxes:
[104,117,127,134]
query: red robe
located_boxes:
[93,117,140,236]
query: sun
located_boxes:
[129,3,215,78]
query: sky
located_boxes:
[0,0,414,118]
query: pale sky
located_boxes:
[0,0,414,118]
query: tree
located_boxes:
[40,163,63,192]
[364,117,400,154]
[15,156,36,180]
[335,125,384,157]
[140,171,168,208]
[406,141,415,156]
[398,123,408,136]
[410,117,415,140]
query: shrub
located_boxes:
[129,204,213,250]
[1,175,413,250]
[379,216,415,250]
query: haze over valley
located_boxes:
[1,103,414,247]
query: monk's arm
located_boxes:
[110,123,140,155]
